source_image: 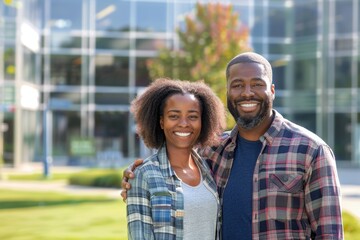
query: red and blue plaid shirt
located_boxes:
[202,110,344,239]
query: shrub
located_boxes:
[68,168,125,188]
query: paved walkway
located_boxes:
[0,167,359,219]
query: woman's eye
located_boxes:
[168,115,178,119]
[189,115,198,120]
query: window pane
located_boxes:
[23,48,37,84]
[49,0,83,31]
[294,3,318,37]
[334,56,352,88]
[294,58,317,90]
[50,55,82,85]
[95,56,129,86]
[293,112,316,134]
[96,37,130,50]
[95,92,129,105]
[252,6,265,37]
[95,0,131,32]
[268,7,287,38]
[135,57,151,86]
[50,92,82,108]
[335,0,353,34]
[53,111,81,156]
[95,111,129,157]
[50,33,82,48]
[3,46,15,80]
[334,113,352,161]
[135,38,168,51]
[135,2,167,32]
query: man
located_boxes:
[122,52,344,239]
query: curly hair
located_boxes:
[131,78,226,149]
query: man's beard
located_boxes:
[227,97,270,130]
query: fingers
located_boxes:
[120,189,128,202]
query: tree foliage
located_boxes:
[146,3,251,128]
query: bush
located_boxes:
[68,168,125,188]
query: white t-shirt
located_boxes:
[181,176,218,240]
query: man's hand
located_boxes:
[120,159,144,202]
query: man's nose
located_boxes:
[241,85,254,97]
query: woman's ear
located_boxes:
[160,116,164,129]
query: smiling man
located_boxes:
[205,52,343,239]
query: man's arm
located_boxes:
[121,159,144,201]
[305,145,344,239]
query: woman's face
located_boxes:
[160,93,202,151]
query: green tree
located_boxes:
[146,3,251,128]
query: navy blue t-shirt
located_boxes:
[222,135,262,240]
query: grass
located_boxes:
[0,189,127,240]
[6,172,76,181]
[1,173,360,239]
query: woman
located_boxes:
[126,78,226,240]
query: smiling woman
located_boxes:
[126,78,226,240]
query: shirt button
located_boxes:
[282,175,289,181]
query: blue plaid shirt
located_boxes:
[202,110,344,239]
[127,144,220,240]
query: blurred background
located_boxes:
[1,0,360,239]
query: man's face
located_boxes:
[227,62,275,130]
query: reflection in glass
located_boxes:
[335,0,353,34]
[50,92,82,108]
[294,3,317,37]
[272,65,285,90]
[52,111,81,156]
[135,58,151,86]
[21,109,42,163]
[95,111,129,157]
[268,7,287,38]
[95,92,129,105]
[293,113,316,133]
[135,2,167,32]
[3,46,15,80]
[335,38,353,52]
[252,6,265,37]
[96,37,130,50]
[334,113,351,161]
[294,58,316,90]
[135,38,168,51]
[95,56,129,86]
[23,48,37,84]
[51,34,82,48]
[49,0,82,30]
[95,0,131,32]
[50,55,82,85]
[334,57,351,88]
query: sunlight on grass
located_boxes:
[1,188,359,239]
[0,189,127,240]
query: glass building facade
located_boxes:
[0,0,359,168]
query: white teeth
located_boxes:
[175,132,191,137]
[241,103,257,108]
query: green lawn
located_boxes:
[0,189,127,240]
[0,188,359,239]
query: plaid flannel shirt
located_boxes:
[203,110,344,240]
[127,144,220,240]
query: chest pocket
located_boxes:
[269,173,303,193]
[150,192,172,228]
